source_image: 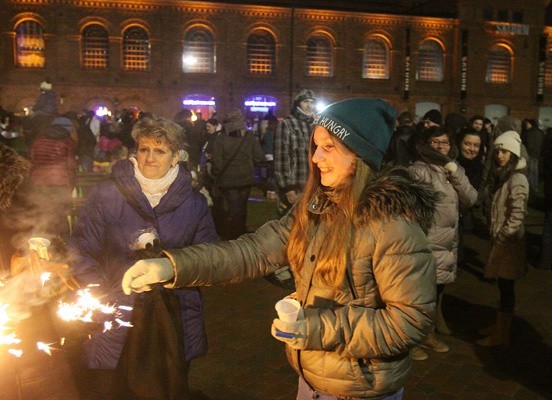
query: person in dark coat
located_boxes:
[0,142,81,400]
[538,127,552,269]
[68,116,218,399]
[32,80,58,115]
[212,109,265,239]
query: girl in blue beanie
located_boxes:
[122,98,439,399]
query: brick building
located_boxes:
[1,0,551,125]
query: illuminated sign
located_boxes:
[244,100,277,107]
[244,95,277,113]
[183,99,216,106]
[250,106,269,112]
[495,23,529,36]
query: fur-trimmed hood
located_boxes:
[308,168,439,233]
[357,168,439,233]
[0,143,30,210]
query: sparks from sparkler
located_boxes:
[40,272,52,288]
[56,287,132,332]
[36,341,54,355]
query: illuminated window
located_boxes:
[15,20,45,68]
[183,27,215,73]
[486,45,511,84]
[363,38,389,79]
[246,30,275,75]
[546,50,552,87]
[82,24,109,69]
[416,39,443,82]
[305,34,333,77]
[123,26,150,71]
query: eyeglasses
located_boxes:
[429,139,450,147]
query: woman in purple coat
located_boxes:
[69,116,218,399]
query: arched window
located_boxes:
[486,45,511,84]
[363,37,389,79]
[82,24,109,69]
[123,26,150,71]
[183,27,215,73]
[305,33,333,77]
[416,39,443,82]
[15,20,45,68]
[246,30,275,75]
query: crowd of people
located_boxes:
[0,78,551,399]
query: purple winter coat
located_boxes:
[69,159,218,369]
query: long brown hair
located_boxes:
[286,137,375,290]
[487,149,519,194]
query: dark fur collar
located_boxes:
[357,168,439,233]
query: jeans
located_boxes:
[221,185,251,240]
[297,377,404,400]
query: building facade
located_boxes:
[1,0,551,125]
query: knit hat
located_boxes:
[493,130,521,157]
[312,98,397,170]
[294,89,315,105]
[51,117,74,133]
[223,109,246,133]
[422,109,442,126]
[397,111,414,126]
[40,81,52,91]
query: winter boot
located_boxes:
[411,346,429,361]
[476,311,512,347]
[421,331,449,352]
[435,293,452,336]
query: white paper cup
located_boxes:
[275,298,301,323]
[28,237,51,260]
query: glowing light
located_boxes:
[8,349,22,357]
[250,106,269,113]
[57,288,117,322]
[95,106,111,117]
[182,99,216,106]
[244,100,277,107]
[316,101,328,113]
[36,341,54,355]
[40,272,51,288]
[182,55,197,66]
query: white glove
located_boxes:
[121,258,175,295]
[444,161,458,175]
[271,316,307,350]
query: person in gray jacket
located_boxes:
[121,98,439,400]
[408,125,477,361]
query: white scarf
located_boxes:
[130,157,179,208]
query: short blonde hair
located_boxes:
[131,116,186,153]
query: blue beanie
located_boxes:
[312,98,397,170]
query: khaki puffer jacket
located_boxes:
[485,158,529,280]
[165,170,438,398]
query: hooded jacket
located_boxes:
[68,159,218,369]
[163,170,438,398]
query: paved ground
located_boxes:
[188,198,552,400]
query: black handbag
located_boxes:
[112,285,188,400]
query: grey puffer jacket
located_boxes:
[408,145,477,284]
[164,170,438,398]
